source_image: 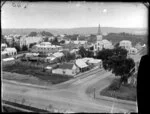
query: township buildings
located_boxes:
[52,58,102,76]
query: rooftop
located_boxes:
[40,42,51,45]
[35,44,61,48]
[4,48,17,52]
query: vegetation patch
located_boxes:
[100,79,137,101]
[2,63,72,85]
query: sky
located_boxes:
[1,2,148,29]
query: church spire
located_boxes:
[97,24,102,35]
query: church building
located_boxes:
[93,24,113,54]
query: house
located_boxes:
[52,63,80,76]
[88,58,102,68]
[78,57,102,69]
[3,47,17,56]
[75,59,89,72]
[119,40,132,51]
[1,43,7,51]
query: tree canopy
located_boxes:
[22,45,28,51]
[78,46,87,58]
[40,31,53,37]
[28,32,37,37]
[103,32,147,46]
[97,47,135,89]
[50,37,60,45]
[62,51,76,62]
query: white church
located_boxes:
[93,24,114,53]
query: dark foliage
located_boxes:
[103,32,147,46]
[40,31,53,37]
[28,32,37,37]
[22,45,28,51]
[97,47,135,88]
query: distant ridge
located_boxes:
[2,27,147,35]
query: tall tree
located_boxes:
[51,37,59,45]
[78,46,87,58]
[22,45,28,51]
[86,50,94,57]
[97,47,135,89]
[29,43,36,48]
[63,51,76,62]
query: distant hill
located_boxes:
[2,27,147,36]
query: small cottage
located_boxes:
[52,63,80,76]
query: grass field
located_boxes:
[100,79,137,101]
[2,63,72,85]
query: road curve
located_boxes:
[2,69,135,113]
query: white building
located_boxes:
[1,43,7,51]
[73,36,87,45]
[31,42,62,53]
[52,63,80,76]
[3,47,17,56]
[94,24,113,52]
[19,36,43,48]
[119,40,132,51]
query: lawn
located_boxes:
[100,79,137,101]
[2,63,72,85]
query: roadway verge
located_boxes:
[94,84,137,106]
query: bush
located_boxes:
[108,79,120,90]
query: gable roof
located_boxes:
[75,59,88,68]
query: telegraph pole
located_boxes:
[94,88,96,99]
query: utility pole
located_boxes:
[94,88,96,99]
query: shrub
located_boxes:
[108,79,120,90]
